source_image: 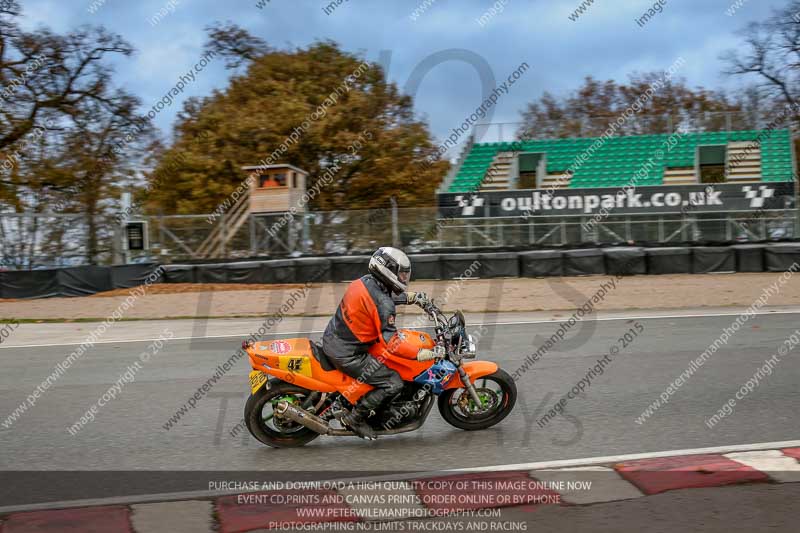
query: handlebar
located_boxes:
[416,299,448,338]
[413,299,473,363]
[417,298,442,319]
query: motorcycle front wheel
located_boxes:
[437,369,517,431]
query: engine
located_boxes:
[377,400,420,428]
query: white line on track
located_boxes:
[1,308,799,349]
[1,439,798,514]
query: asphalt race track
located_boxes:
[1,312,798,504]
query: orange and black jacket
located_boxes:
[322,274,417,360]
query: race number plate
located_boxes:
[278,356,312,377]
[249,370,268,394]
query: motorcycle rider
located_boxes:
[322,247,441,440]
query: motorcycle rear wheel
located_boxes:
[245,381,320,448]
[437,369,517,431]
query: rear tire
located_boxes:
[438,369,517,431]
[244,381,320,448]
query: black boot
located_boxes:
[340,406,377,440]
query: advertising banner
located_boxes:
[438,182,796,218]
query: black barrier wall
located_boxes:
[0,264,162,299]
[2,246,800,299]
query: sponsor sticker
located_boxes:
[269,340,292,354]
[278,356,313,377]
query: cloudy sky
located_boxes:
[15,0,790,152]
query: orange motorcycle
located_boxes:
[243,299,516,447]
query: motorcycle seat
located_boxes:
[310,341,337,372]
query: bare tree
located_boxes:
[723,1,800,128]
[518,74,737,140]
[0,1,134,155]
[0,1,152,265]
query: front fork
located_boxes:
[456,364,485,409]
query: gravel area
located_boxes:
[0,272,798,321]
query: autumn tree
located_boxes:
[145,24,447,214]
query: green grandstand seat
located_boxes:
[445,129,794,192]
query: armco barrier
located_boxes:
[604,247,646,276]
[264,259,295,283]
[56,265,113,296]
[0,269,61,299]
[0,264,162,299]
[2,245,800,299]
[412,254,444,280]
[195,263,228,284]
[295,257,332,283]
[692,247,736,274]
[564,248,605,276]
[646,247,691,275]
[331,256,370,282]
[441,253,480,280]
[226,261,266,284]
[162,264,195,283]
[479,252,520,278]
[109,263,162,289]
[732,244,766,272]
[519,250,563,277]
[764,243,800,272]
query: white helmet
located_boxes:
[368,247,411,294]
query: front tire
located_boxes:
[438,369,517,431]
[244,380,320,448]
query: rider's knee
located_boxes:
[386,373,404,395]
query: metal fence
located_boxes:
[138,208,444,261]
[2,207,798,268]
[439,210,799,248]
[0,213,116,269]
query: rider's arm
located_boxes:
[377,299,398,344]
[393,292,410,305]
[370,286,397,344]
[395,291,427,305]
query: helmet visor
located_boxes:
[398,268,411,285]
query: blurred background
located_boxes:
[1,0,799,269]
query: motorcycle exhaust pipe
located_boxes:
[275,401,332,435]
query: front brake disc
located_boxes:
[457,388,499,415]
